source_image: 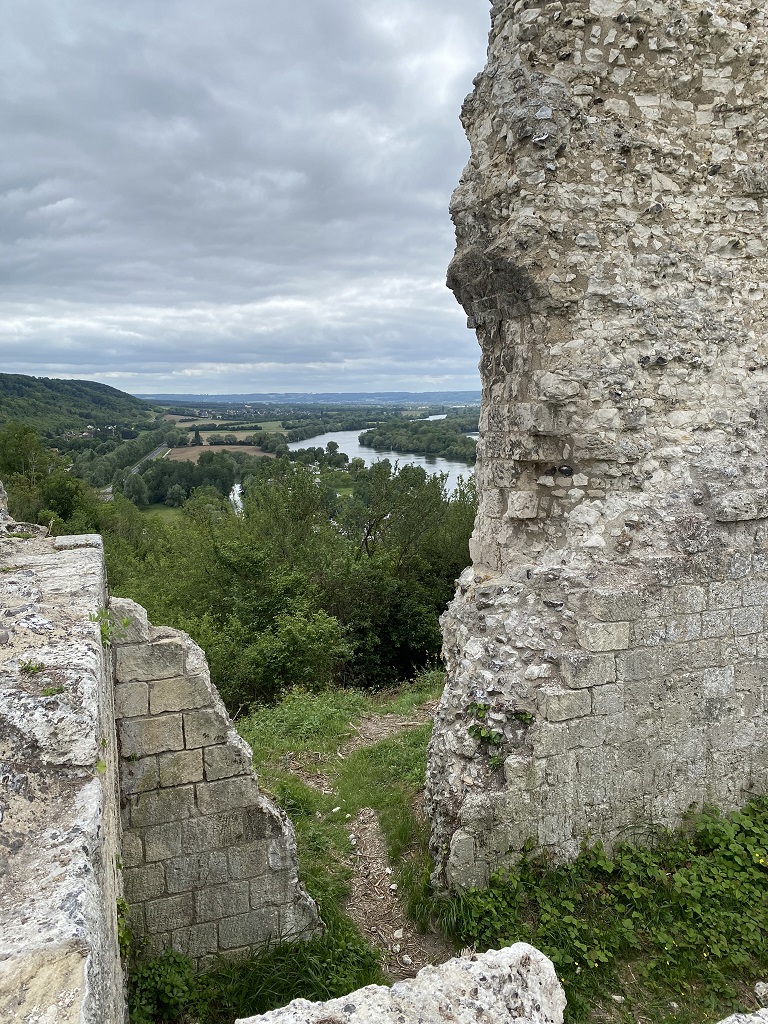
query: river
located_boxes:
[286,429,474,493]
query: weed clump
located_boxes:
[435,800,768,1022]
[127,929,382,1024]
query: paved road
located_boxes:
[129,444,169,474]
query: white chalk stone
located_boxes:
[236,945,566,1024]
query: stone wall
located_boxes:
[426,0,768,888]
[0,529,125,1024]
[113,598,320,967]
[0,495,320,1017]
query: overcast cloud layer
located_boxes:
[0,1,490,395]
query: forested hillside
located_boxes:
[0,373,154,434]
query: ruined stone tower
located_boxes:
[426,0,768,888]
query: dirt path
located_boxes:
[284,699,454,979]
[342,807,454,980]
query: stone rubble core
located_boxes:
[426,0,768,889]
[113,597,320,967]
[235,944,566,1024]
[0,509,320,1021]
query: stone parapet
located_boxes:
[112,598,320,967]
[0,532,124,1023]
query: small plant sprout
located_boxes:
[89,608,131,648]
[19,659,44,674]
[42,685,65,697]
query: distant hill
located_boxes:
[138,391,482,406]
[0,374,155,435]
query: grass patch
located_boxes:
[238,668,444,775]
[434,800,768,1022]
[140,503,185,523]
[238,669,444,931]
[129,926,383,1024]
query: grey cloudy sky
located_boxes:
[0,0,489,395]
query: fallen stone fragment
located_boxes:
[236,944,566,1024]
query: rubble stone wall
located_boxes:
[426,0,768,888]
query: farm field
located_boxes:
[165,445,273,463]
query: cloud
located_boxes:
[0,0,489,394]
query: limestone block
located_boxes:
[119,713,184,758]
[587,590,647,621]
[183,708,229,748]
[109,597,150,643]
[204,741,253,780]
[121,831,144,868]
[235,945,565,1024]
[196,775,260,816]
[121,754,159,795]
[195,880,251,922]
[115,638,185,682]
[129,784,195,828]
[145,894,195,934]
[732,606,763,637]
[124,864,166,902]
[541,686,591,723]
[701,611,731,640]
[171,923,219,959]
[143,822,183,862]
[150,674,213,714]
[561,651,616,689]
[505,491,539,520]
[743,580,768,607]
[669,586,707,615]
[165,851,229,893]
[228,842,269,880]
[219,907,282,950]
[158,748,204,788]
[577,621,631,653]
[709,582,744,611]
[115,680,149,718]
[592,684,624,716]
[182,810,246,852]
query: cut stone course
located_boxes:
[113,596,321,967]
[426,0,768,889]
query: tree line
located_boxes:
[0,421,476,711]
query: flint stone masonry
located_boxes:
[113,597,321,967]
[0,498,321,1020]
[236,944,566,1024]
[426,0,768,888]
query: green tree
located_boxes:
[123,474,150,508]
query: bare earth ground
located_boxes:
[342,807,454,981]
[283,699,454,980]
[165,445,273,463]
